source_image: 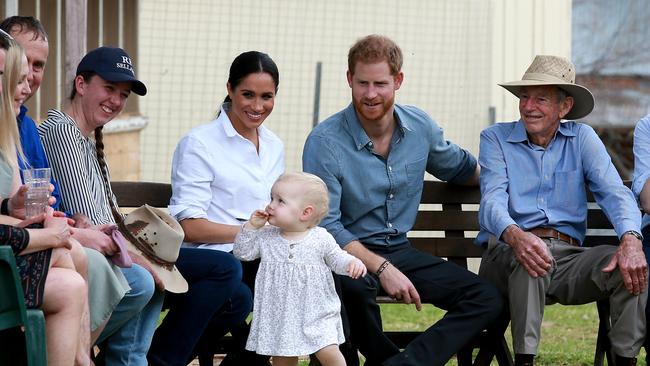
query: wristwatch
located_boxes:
[622,230,644,241]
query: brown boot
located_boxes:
[615,355,637,366]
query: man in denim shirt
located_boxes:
[478,55,647,366]
[303,34,503,366]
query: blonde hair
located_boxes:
[0,38,25,167]
[276,172,329,226]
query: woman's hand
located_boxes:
[43,207,72,249]
[9,184,56,219]
[71,212,93,229]
[70,227,118,256]
[15,213,46,228]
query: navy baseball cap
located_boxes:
[76,46,147,96]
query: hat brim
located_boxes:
[124,239,188,293]
[499,80,594,120]
[96,70,148,96]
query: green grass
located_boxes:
[380,302,647,366]
[297,303,647,366]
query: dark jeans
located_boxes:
[338,242,503,366]
[147,248,252,366]
[219,258,271,365]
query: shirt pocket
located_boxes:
[405,157,427,197]
[549,170,582,210]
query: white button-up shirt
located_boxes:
[170,106,285,251]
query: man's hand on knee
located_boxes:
[603,234,648,295]
[502,225,552,278]
[379,264,422,311]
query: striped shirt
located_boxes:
[38,109,119,225]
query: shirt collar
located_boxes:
[343,103,409,151]
[217,103,271,141]
[506,119,577,143]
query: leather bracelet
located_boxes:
[376,259,391,277]
[0,198,9,215]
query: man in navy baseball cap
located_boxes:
[76,46,147,96]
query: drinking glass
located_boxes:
[23,168,51,218]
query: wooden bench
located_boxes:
[111,180,620,366]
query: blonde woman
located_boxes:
[0,33,90,366]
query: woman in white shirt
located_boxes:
[166,51,284,365]
[39,46,253,366]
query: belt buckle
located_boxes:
[552,230,562,241]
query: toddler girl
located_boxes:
[234,172,366,366]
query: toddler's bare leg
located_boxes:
[315,344,346,366]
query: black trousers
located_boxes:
[337,242,503,366]
[641,226,650,351]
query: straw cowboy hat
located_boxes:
[118,205,188,293]
[499,55,595,120]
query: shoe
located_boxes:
[614,355,637,366]
[514,353,534,366]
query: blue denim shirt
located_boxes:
[477,120,640,246]
[632,114,650,232]
[17,105,63,211]
[303,103,477,248]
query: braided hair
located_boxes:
[71,71,123,223]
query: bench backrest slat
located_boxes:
[111,180,629,264]
[111,181,172,208]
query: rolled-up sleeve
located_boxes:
[478,128,517,242]
[169,135,214,221]
[426,117,478,183]
[303,134,358,248]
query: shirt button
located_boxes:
[289,254,294,259]
[290,244,295,249]
[389,194,394,199]
[388,166,392,171]
[388,222,393,228]
[369,142,373,147]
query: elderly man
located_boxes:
[477,55,647,366]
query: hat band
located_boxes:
[118,220,176,270]
[522,72,572,84]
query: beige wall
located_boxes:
[491,0,573,123]
[138,0,572,183]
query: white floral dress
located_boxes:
[233,225,355,356]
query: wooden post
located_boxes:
[64,0,87,99]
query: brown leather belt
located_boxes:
[529,227,579,246]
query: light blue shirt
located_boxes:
[632,114,650,231]
[303,103,477,248]
[477,120,640,246]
